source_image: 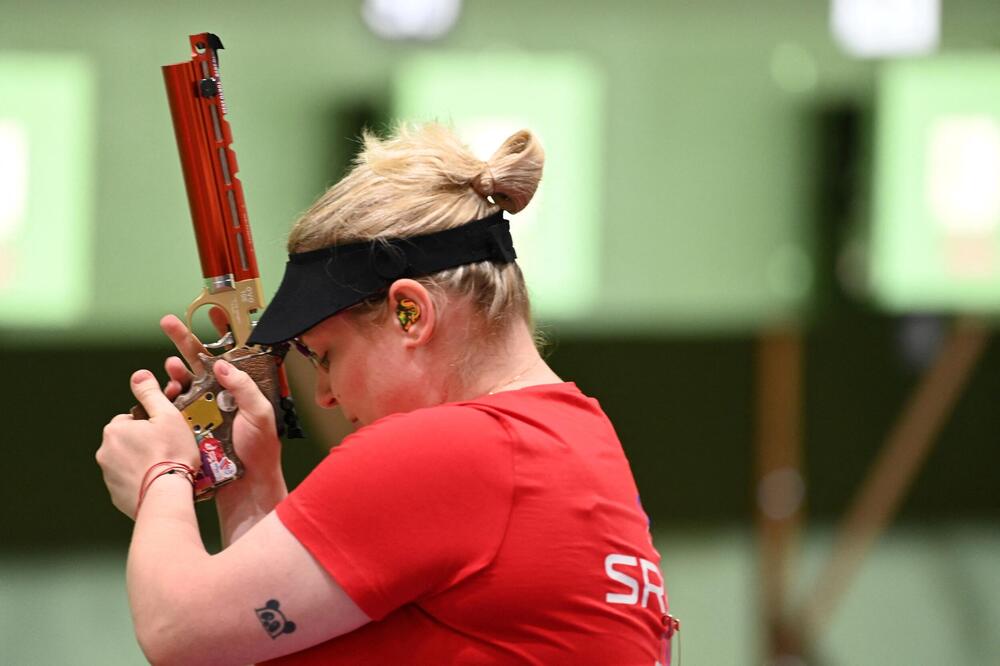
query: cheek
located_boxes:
[356,345,409,417]
[333,350,379,406]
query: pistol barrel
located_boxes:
[162,33,260,286]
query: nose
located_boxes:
[314,371,338,409]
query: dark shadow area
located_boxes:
[6,323,996,552]
[325,98,391,184]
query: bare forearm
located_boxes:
[126,474,209,662]
[215,467,288,547]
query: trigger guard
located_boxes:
[185,294,215,333]
[186,295,235,350]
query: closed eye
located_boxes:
[293,338,330,370]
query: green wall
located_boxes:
[2,0,998,343]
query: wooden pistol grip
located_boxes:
[130,347,282,499]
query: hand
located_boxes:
[97,370,200,519]
[211,359,283,484]
[160,312,283,495]
[211,359,288,545]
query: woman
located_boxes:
[97,124,672,664]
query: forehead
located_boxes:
[298,314,346,349]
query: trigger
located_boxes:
[205,330,235,350]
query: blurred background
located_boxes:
[2,0,1000,664]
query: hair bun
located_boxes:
[472,163,495,199]
[480,130,544,214]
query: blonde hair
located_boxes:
[288,123,544,331]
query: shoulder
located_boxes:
[306,403,515,497]
[363,401,511,438]
[466,382,614,438]
[472,381,600,414]
[343,402,513,460]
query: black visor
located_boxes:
[247,211,515,346]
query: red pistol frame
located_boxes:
[162,32,264,346]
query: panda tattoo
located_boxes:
[255,599,297,639]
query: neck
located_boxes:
[445,320,561,401]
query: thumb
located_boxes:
[213,360,274,428]
[130,370,176,419]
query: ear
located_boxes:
[387,279,436,349]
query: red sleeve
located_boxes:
[274,404,514,620]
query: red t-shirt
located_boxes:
[269,382,671,665]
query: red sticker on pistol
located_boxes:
[194,433,238,494]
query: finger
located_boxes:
[160,314,208,375]
[213,360,274,429]
[164,380,183,400]
[209,306,231,338]
[109,413,133,425]
[164,356,193,386]
[163,356,191,399]
[129,369,177,419]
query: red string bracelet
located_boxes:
[136,461,196,515]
